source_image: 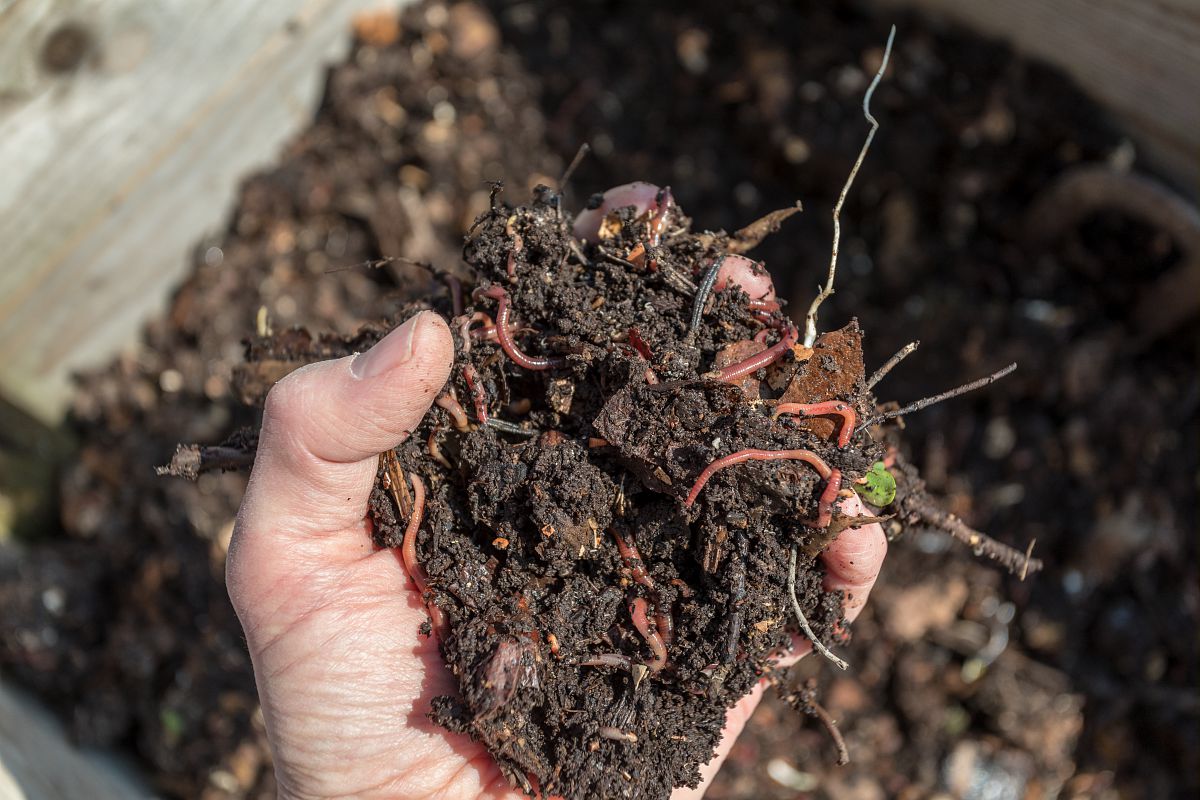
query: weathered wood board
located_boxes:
[0,0,406,424]
[873,0,1200,196]
[0,679,152,799]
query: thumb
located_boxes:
[234,310,454,547]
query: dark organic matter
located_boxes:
[230,183,1026,798]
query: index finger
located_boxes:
[820,492,887,622]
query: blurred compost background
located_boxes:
[0,1,1196,798]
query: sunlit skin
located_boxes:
[571,181,673,243]
[714,254,777,304]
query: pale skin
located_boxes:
[228,310,887,800]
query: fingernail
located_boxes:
[350,312,430,379]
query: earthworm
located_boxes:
[477,285,566,370]
[711,324,797,383]
[773,400,857,448]
[611,528,655,590]
[746,298,780,313]
[625,328,660,384]
[753,328,772,344]
[442,274,464,316]
[684,447,832,508]
[505,234,524,281]
[810,468,842,529]
[473,321,535,342]
[401,471,428,591]
[461,364,488,423]
[630,597,668,672]
[655,604,675,650]
[401,472,447,632]
[627,328,653,361]
[435,391,470,432]
[580,653,634,670]
[457,311,493,354]
[427,426,452,469]
[598,727,639,744]
[648,186,673,246]
[610,528,674,659]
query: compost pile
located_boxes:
[1,2,1195,799]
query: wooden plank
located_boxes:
[0,0,404,423]
[873,0,1200,195]
[0,679,151,800]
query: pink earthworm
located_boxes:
[685,447,832,508]
[772,400,857,448]
[477,285,567,370]
[711,324,797,383]
[630,597,668,672]
[461,364,489,424]
[434,391,470,432]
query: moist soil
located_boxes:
[1,2,1196,799]
[237,185,883,799]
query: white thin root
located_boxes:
[803,25,896,348]
[788,548,849,670]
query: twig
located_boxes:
[803,25,896,348]
[156,444,256,479]
[866,340,919,389]
[905,493,1043,578]
[788,548,849,670]
[800,679,850,766]
[323,254,432,275]
[861,362,1016,431]
[659,264,698,296]
[558,143,591,190]
[727,202,803,254]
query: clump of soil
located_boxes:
[229,181,978,798]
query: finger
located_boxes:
[821,492,888,622]
[235,311,454,544]
[669,682,766,800]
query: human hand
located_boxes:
[227,310,887,800]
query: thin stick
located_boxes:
[788,548,849,670]
[156,444,255,479]
[866,340,919,389]
[907,494,1043,578]
[558,143,591,190]
[861,362,1016,430]
[803,25,896,348]
[802,681,850,766]
[660,264,698,296]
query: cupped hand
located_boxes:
[227,310,887,800]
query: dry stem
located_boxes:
[905,494,1043,578]
[866,340,919,389]
[803,25,896,348]
[861,362,1016,431]
[800,679,850,766]
[788,548,849,670]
